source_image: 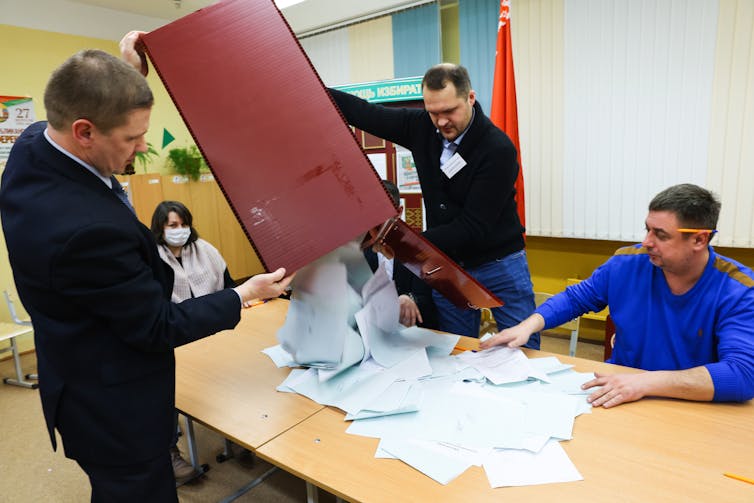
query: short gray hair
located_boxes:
[648,183,721,230]
[44,49,153,132]
[422,63,472,97]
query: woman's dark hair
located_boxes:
[150,200,199,247]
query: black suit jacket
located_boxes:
[0,122,241,465]
[363,249,438,330]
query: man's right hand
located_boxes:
[119,30,149,75]
[398,294,422,327]
[479,313,544,350]
[234,268,295,306]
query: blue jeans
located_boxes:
[432,250,540,349]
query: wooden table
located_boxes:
[174,298,324,497]
[257,361,754,502]
[177,300,754,502]
[175,299,324,450]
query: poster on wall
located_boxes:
[0,96,35,171]
[395,145,421,194]
[367,152,387,180]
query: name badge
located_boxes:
[441,153,467,179]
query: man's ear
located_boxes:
[71,119,96,146]
[693,232,710,249]
[468,89,476,107]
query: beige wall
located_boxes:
[348,17,394,82]
[1,24,196,173]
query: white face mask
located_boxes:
[164,227,191,247]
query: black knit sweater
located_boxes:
[331,88,525,268]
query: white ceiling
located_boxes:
[67,0,427,36]
[70,0,215,20]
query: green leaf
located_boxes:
[165,145,207,181]
[133,142,159,172]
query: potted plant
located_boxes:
[165,144,207,181]
[130,142,159,174]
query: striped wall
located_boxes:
[299,7,426,86]
[300,0,754,248]
[458,0,498,113]
[561,0,717,242]
[707,0,754,248]
[392,3,441,78]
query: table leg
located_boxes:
[183,415,200,469]
[218,465,278,503]
[306,481,319,503]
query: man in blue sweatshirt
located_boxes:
[482,183,754,407]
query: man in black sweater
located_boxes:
[331,64,538,347]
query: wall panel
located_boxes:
[392,3,441,78]
[562,0,717,241]
[512,0,565,237]
[707,0,754,247]
[458,0,498,112]
[299,28,351,86]
[348,17,395,82]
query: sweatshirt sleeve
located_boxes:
[536,260,611,329]
[705,287,754,402]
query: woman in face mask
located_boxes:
[150,200,235,304]
[150,200,236,481]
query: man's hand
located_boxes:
[582,372,651,408]
[398,294,422,327]
[583,366,714,407]
[119,30,149,75]
[234,268,294,306]
[479,313,544,350]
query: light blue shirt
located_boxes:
[438,108,475,166]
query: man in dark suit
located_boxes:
[0,49,292,502]
[364,180,438,330]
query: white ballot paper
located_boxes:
[483,439,583,488]
[378,436,474,485]
[271,241,592,490]
[457,346,549,385]
[277,260,350,366]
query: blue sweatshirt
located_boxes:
[537,245,754,402]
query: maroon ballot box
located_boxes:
[381,219,502,309]
[140,0,501,309]
[141,0,394,274]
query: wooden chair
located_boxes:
[1,290,37,388]
[535,292,581,357]
[478,308,497,338]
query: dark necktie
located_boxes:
[111,177,136,214]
